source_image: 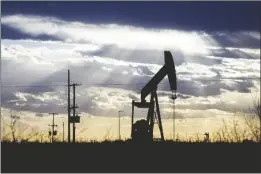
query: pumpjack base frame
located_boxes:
[131,89,165,142]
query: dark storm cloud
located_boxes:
[1,12,260,117]
[156,92,191,100]
[22,85,56,95]
[1,90,19,106]
[209,32,260,49]
[35,113,44,117]
[2,54,258,116]
[158,77,255,97]
[3,95,67,114]
[1,60,41,85]
[210,48,259,60]
[80,33,259,70]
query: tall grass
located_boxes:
[1,98,260,143]
[1,117,259,143]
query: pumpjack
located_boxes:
[131,51,177,142]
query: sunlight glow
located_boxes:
[2,15,213,55]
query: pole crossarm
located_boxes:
[49,113,59,143]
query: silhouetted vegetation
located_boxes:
[1,99,260,172]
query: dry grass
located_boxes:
[2,98,260,144]
[1,118,259,143]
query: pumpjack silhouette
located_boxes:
[131,51,177,142]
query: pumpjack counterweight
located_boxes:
[131,51,177,142]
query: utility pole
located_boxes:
[118,110,123,140]
[68,70,71,143]
[71,83,81,143]
[63,122,64,142]
[67,69,81,143]
[49,113,58,143]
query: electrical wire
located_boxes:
[1,76,259,88]
[1,77,260,87]
[1,84,66,88]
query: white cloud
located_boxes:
[1,37,260,115]
[225,47,260,56]
[2,14,217,55]
[177,62,217,79]
[211,58,260,79]
[1,14,260,140]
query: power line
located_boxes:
[0,81,79,88]
[1,84,66,88]
[1,76,259,89]
[1,78,260,88]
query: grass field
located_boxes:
[1,140,260,173]
[2,102,260,172]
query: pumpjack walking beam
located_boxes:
[131,51,177,142]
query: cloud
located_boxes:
[1,14,260,121]
[35,113,44,117]
[208,47,260,60]
[208,32,260,49]
[1,38,260,116]
[2,14,214,54]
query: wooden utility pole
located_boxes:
[67,69,81,143]
[68,70,71,143]
[49,113,58,143]
[118,110,123,140]
[63,122,65,142]
[72,83,81,143]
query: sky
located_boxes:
[1,1,260,140]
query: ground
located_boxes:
[1,141,260,173]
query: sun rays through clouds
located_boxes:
[1,12,260,140]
